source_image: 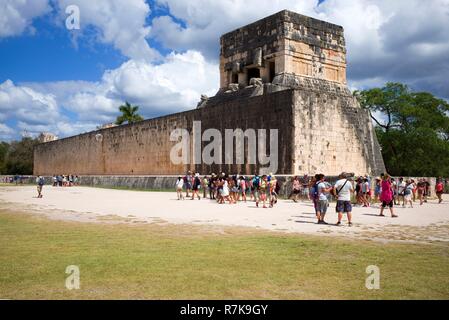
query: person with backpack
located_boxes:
[252,175,260,204]
[334,173,355,227]
[315,174,333,224]
[36,176,45,198]
[191,173,201,200]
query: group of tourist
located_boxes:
[51,175,79,187]
[175,171,447,226]
[176,171,281,208]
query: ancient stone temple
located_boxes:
[34,10,385,177]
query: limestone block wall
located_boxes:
[292,87,385,176]
[219,10,347,89]
[34,90,295,176]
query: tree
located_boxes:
[355,83,449,177]
[0,141,10,174]
[3,137,39,175]
[115,102,144,125]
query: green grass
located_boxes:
[0,211,448,300]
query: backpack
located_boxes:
[253,177,260,188]
[311,182,320,200]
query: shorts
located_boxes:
[317,200,329,214]
[336,200,352,213]
[292,189,300,195]
[185,183,192,189]
[381,200,394,208]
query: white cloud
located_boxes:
[0,0,50,37]
[152,0,319,59]
[152,0,449,98]
[0,80,60,126]
[0,50,219,140]
[55,0,161,61]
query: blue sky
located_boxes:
[0,0,448,141]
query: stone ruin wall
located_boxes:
[220,10,347,91]
[292,84,385,176]
[34,90,295,176]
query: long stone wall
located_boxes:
[34,89,295,176]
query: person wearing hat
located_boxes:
[191,173,201,200]
[175,176,185,200]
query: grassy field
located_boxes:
[0,210,448,300]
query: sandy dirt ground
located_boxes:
[0,185,448,243]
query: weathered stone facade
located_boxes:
[220,10,346,90]
[34,10,385,177]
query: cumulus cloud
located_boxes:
[0,0,50,37]
[0,50,219,139]
[152,0,449,99]
[0,80,60,126]
[152,0,319,60]
[55,0,161,61]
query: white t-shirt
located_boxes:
[318,182,328,201]
[176,179,184,189]
[398,181,406,193]
[222,181,229,196]
[334,179,353,201]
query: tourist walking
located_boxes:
[334,173,354,227]
[269,175,278,208]
[175,176,185,200]
[374,178,381,204]
[36,176,45,198]
[202,175,209,199]
[184,171,193,198]
[257,175,268,208]
[417,178,426,205]
[404,179,414,208]
[289,176,301,202]
[191,173,201,200]
[436,178,444,204]
[379,174,398,218]
[397,177,406,207]
[316,174,332,224]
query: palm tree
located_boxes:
[115,102,144,125]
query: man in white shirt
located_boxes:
[333,173,354,227]
[397,177,406,207]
